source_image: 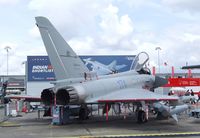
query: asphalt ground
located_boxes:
[0,106,6,122]
[0,110,200,138]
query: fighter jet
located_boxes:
[182,65,200,69]
[36,16,187,123]
[83,58,126,75]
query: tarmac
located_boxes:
[0,106,6,122]
[0,109,200,138]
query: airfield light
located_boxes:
[155,47,161,73]
[4,46,11,76]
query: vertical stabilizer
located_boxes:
[35,16,89,80]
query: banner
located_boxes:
[27,55,135,82]
[27,56,55,81]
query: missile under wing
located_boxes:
[36,16,182,123]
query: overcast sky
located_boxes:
[0,0,200,75]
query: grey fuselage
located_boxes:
[55,71,154,105]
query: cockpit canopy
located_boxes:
[130,52,150,74]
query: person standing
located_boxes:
[198,92,200,102]
[190,89,195,104]
[191,89,194,96]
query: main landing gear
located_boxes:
[136,102,148,123]
[79,105,89,120]
[137,110,148,123]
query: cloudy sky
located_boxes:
[0,0,200,75]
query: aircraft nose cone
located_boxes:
[153,76,168,88]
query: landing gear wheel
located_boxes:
[79,108,89,120]
[137,110,147,123]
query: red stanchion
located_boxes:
[171,66,174,78]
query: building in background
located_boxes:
[0,75,25,95]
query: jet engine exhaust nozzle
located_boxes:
[56,87,79,105]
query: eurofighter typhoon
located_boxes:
[36,16,188,123]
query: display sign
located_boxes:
[164,78,200,87]
[27,56,55,81]
[27,55,135,82]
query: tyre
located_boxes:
[137,110,147,123]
